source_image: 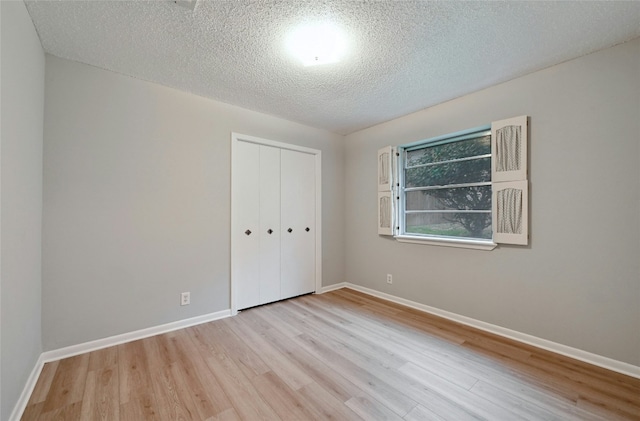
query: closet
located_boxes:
[231,134,321,312]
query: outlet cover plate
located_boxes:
[181,292,191,306]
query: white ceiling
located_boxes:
[25,0,640,135]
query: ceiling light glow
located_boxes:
[287,23,347,66]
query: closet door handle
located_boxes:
[305,227,310,232]
[267,229,273,234]
[287,228,293,233]
[245,230,252,236]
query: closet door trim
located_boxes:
[231,133,322,316]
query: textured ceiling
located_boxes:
[25,0,640,135]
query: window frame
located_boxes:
[396,124,498,250]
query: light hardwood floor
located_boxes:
[22,288,640,420]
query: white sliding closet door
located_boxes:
[280,149,316,299]
[258,145,281,305]
[232,133,320,313]
[233,141,261,310]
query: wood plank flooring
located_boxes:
[22,288,640,420]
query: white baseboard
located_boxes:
[318,282,347,294]
[42,309,231,363]
[9,354,46,421]
[10,309,231,421]
[341,283,640,380]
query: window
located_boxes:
[377,116,529,249]
[401,127,492,241]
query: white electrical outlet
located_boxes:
[181,292,191,306]
[386,274,393,284]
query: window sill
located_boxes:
[395,235,497,251]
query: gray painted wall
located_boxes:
[42,55,345,350]
[344,38,640,366]
[0,2,45,420]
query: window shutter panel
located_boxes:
[491,115,528,182]
[378,191,394,235]
[377,146,396,236]
[377,146,393,192]
[491,116,528,245]
[492,180,528,245]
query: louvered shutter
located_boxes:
[491,116,529,245]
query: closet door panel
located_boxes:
[233,141,261,310]
[259,145,281,305]
[281,149,316,299]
